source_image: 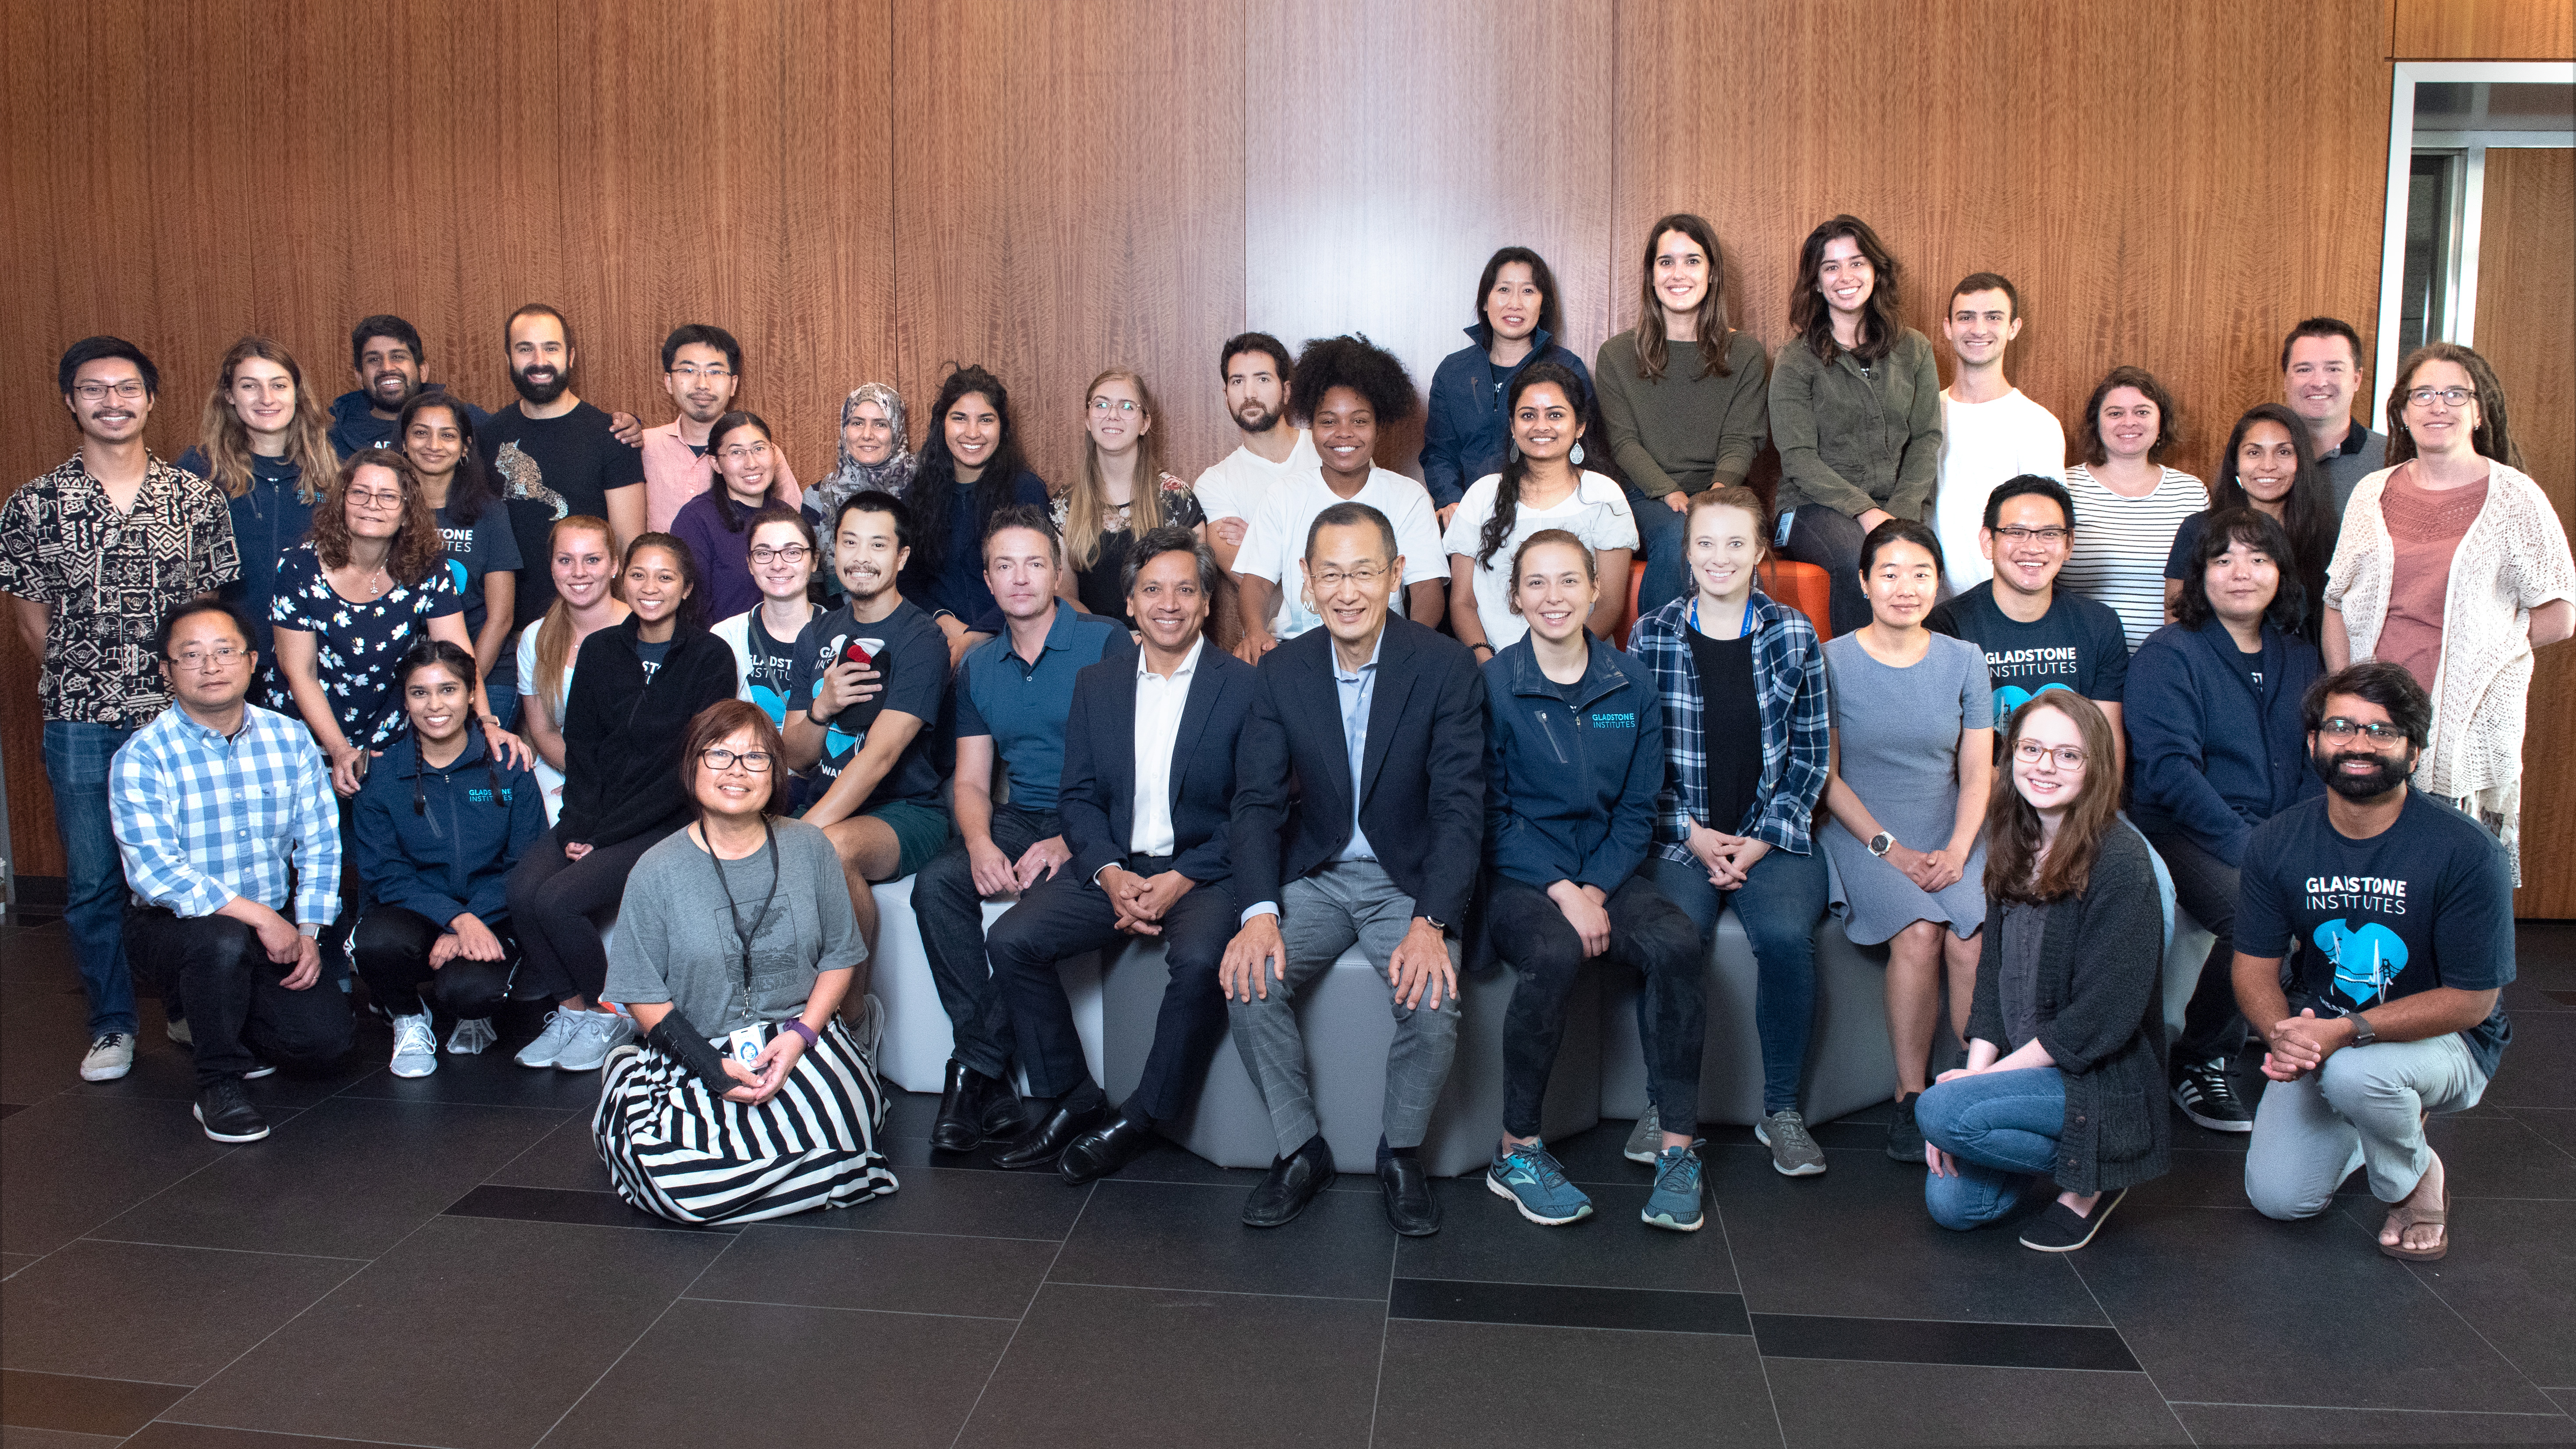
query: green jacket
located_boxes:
[1768,326,1943,521]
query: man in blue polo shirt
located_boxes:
[918,506,1131,1153]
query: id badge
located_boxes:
[724,1025,766,1065]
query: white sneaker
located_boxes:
[165,1016,192,1046]
[555,1009,636,1072]
[516,1009,584,1068]
[388,1014,438,1078]
[80,1033,135,1082]
[446,1016,498,1055]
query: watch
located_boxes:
[2345,1012,2376,1048]
[1868,830,1895,858]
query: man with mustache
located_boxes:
[476,304,648,635]
[639,323,799,534]
[2234,662,2515,1263]
[1189,332,1313,577]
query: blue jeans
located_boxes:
[43,720,139,1037]
[1639,846,1827,1114]
[1915,1066,2066,1229]
[1625,486,1690,620]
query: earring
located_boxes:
[1569,440,1586,466]
[1508,441,1521,462]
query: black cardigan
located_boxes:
[1965,823,2171,1195]
[557,617,740,849]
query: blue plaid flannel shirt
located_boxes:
[1626,589,1831,862]
[110,701,341,924]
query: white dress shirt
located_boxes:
[1127,637,1204,859]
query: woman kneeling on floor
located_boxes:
[594,700,896,1224]
[1917,691,2169,1251]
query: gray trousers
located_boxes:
[1227,860,1462,1157]
[2244,1033,2487,1217]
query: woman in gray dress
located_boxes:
[1819,519,1995,1163]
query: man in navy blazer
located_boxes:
[1221,502,1485,1236]
[984,529,1260,1183]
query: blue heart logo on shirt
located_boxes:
[445,558,469,595]
[825,723,859,758]
[2313,919,2408,1006]
[748,684,788,727]
[1993,681,2073,724]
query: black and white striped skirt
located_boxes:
[592,1017,897,1225]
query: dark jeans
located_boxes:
[986,855,1237,1121]
[1625,485,1692,620]
[351,904,516,1020]
[2145,828,2245,1066]
[506,826,663,1005]
[44,720,139,1037]
[916,803,1057,1081]
[1490,872,1706,1143]
[1776,505,1871,636]
[1640,846,1829,1114]
[125,906,353,1087]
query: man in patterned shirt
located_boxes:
[111,599,349,1143]
[2,337,240,1085]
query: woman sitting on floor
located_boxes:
[1916,691,2170,1252]
[594,700,895,1224]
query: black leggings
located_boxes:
[351,904,515,1019]
[1490,872,1707,1143]
[505,826,663,1005]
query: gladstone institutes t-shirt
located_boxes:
[783,596,951,812]
[1925,583,2129,727]
[2237,791,2516,1078]
[479,401,645,629]
[434,498,524,644]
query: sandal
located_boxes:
[2378,1182,2449,1262]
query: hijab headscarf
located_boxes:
[806,383,918,591]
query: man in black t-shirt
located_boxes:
[476,304,648,632]
[1925,475,2128,774]
[2235,663,2513,1262]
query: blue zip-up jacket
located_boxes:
[177,447,314,707]
[1421,325,1594,509]
[1482,634,1664,894]
[353,729,547,928]
[2126,615,2323,867]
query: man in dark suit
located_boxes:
[983,528,1259,1182]
[1221,501,1485,1236]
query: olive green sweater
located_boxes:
[1593,328,1771,498]
[1768,326,1943,521]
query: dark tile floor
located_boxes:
[4,916,2572,1448]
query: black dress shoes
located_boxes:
[1059,1107,1156,1185]
[993,1100,1107,1171]
[1242,1136,1337,1227]
[932,1059,998,1152]
[1379,1154,1440,1236]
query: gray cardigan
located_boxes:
[1965,823,2171,1195]
[1768,327,1943,521]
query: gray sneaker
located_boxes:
[1756,1110,1827,1177]
[388,1013,438,1079]
[446,1016,498,1055]
[165,1015,193,1047]
[1623,1103,1663,1164]
[515,1009,584,1069]
[555,1010,636,1072]
[80,1033,134,1082]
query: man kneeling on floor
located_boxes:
[111,599,352,1142]
[2234,662,2514,1262]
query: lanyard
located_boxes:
[1688,595,1749,641]
[704,819,781,1011]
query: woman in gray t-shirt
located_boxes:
[593,701,895,1224]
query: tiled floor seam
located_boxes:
[1707,1196,1791,1449]
[1363,1235,1396,1449]
[676,1295,1019,1322]
[2344,1193,2576,1413]
[148,1418,468,1449]
[76,1236,374,1264]
[947,1179,1095,1449]
[1053,1278,1390,1304]
[2066,1244,2201,1445]
[524,1212,739,1449]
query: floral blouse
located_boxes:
[270,542,463,749]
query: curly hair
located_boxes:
[312,448,444,587]
[2384,341,2522,471]
[1288,335,1416,428]
[1632,214,1735,381]
[2076,365,2183,466]
[1477,361,1593,567]
[1790,214,1904,365]
[2174,506,2306,636]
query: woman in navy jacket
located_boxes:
[1421,247,1596,520]
[2127,508,2323,1131]
[1480,530,1708,1233]
[353,640,547,1077]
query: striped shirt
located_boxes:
[110,701,341,924]
[2060,464,2207,652]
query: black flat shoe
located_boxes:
[1059,1107,1156,1185]
[1378,1154,1440,1236]
[2020,1187,2127,1253]
[992,1101,1107,1171]
[1242,1137,1336,1227]
[932,1059,996,1153]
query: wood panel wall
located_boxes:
[2391,0,2576,59]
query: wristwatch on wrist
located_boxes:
[1868,830,1895,858]
[2345,1012,2376,1048]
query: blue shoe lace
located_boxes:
[1501,1143,1573,1193]
[1651,1143,1702,1200]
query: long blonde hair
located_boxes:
[1067,368,1174,572]
[195,337,335,502]
[533,515,617,710]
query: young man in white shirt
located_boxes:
[1192,332,1316,574]
[2279,317,2386,511]
[1929,273,2065,595]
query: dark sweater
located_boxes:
[558,617,740,849]
[353,730,547,927]
[1768,327,1943,521]
[1964,824,2171,1196]
[2125,616,2323,866]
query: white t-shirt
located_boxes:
[1192,429,1319,525]
[1233,464,1445,639]
[2059,463,2207,652]
[514,626,574,824]
[1931,387,2065,595]
[1441,470,1640,648]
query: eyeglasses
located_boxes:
[701,747,774,773]
[73,380,147,402]
[170,644,247,669]
[346,488,406,511]
[1088,397,1142,416]
[1992,526,2071,544]
[2317,717,2407,744]
[2013,740,2089,769]
[1308,566,1388,591]
[718,441,772,463]
[668,363,734,381]
[2405,386,2474,409]
[749,544,811,565]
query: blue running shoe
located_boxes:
[1487,1141,1594,1225]
[1642,1140,1705,1232]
